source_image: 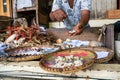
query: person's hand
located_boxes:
[68,23,84,36]
[49,12,56,21]
[49,9,67,21]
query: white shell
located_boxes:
[74,60,83,66]
[5,34,17,44]
[66,38,71,42]
[69,30,76,34]
[89,41,103,47]
[13,38,25,45]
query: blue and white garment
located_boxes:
[51,0,91,30]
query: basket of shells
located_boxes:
[6,46,59,62]
[55,38,114,63]
[39,48,97,73]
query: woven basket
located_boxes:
[7,55,43,62]
[6,46,51,62]
[39,48,97,74]
[79,47,114,63]
[0,57,6,61]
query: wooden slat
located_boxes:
[90,0,97,19]
[96,0,102,19]
[101,0,107,19]
[106,0,112,10]
[111,0,117,9]
[49,19,120,28]
[91,0,117,19]
[0,0,12,17]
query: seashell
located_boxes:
[69,30,76,34]
[56,38,63,44]
[13,38,25,45]
[66,38,71,42]
[74,60,83,66]
[5,34,17,44]
[89,41,103,47]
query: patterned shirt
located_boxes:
[51,0,91,30]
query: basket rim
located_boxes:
[79,46,114,63]
[6,46,54,62]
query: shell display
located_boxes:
[6,46,59,62]
[39,48,97,73]
[89,41,103,47]
[5,34,17,44]
[7,46,44,56]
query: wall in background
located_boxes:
[91,0,117,19]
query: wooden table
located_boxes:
[0,61,120,80]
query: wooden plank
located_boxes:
[90,0,117,19]
[0,0,2,15]
[107,10,120,19]
[106,0,112,10]
[0,0,12,17]
[101,0,107,19]
[49,19,120,28]
[105,0,112,18]
[111,0,117,9]
[6,0,12,17]
[89,19,120,27]
[96,0,102,19]
[0,61,120,79]
[12,0,17,18]
[90,0,97,19]
[119,0,120,9]
[17,7,36,12]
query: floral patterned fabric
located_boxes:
[51,0,91,30]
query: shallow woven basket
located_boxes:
[79,47,114,63]
[0,57,7,61]
[7,55,43,62]
[39,48,97,74]
[6,46,49,62]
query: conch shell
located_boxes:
[5,34,17,44]
[89,41,103,47]
[56,38,63,44]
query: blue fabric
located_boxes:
[63,40,89,48]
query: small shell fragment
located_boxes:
[66,38,71,42]
[69,30,76,34]
[89,41,103,47]
[56,38,63,44]
[5,34,17,44]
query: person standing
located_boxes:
[49,0,91,36]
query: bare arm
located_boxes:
[69,10,90,36]
[79,10,90,28]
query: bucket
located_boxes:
[115,40,120,61]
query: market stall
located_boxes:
[0,19,119,80]
[0,61,120,80]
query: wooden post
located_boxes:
[36,0,39,26]
[117,0,120,9]
[12,0,17,19]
